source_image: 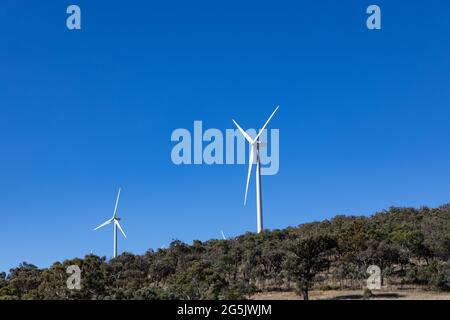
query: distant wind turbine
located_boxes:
[232,106,279,234]
[93,188,127,258]
[221,230,227,240]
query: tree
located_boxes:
[286,236,337,300]
[37,262,68,299]
[169,261,227,300]
[0,272,6,288]
[2,262,42,299]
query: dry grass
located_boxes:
[251,289,450,300]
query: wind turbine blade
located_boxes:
[221,231,226,240]
[232,119,254,144]
[93,218,113,231]
[115,220,127,238]
[113,188,121,218]
[254,106,279,142]
[244,145,255,205]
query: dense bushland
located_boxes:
[1,205,450,300]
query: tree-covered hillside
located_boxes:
[1,205,450,300]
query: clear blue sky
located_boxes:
[1,0,450,272]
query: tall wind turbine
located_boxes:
[232,106,279,234]
[93,188,127,258]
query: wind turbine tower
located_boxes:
[232,106,279,234]
[94,188,127,258]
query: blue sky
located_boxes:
[1,0,450,272]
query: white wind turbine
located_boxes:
[232,106,279,234]
[93,188,127,258]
